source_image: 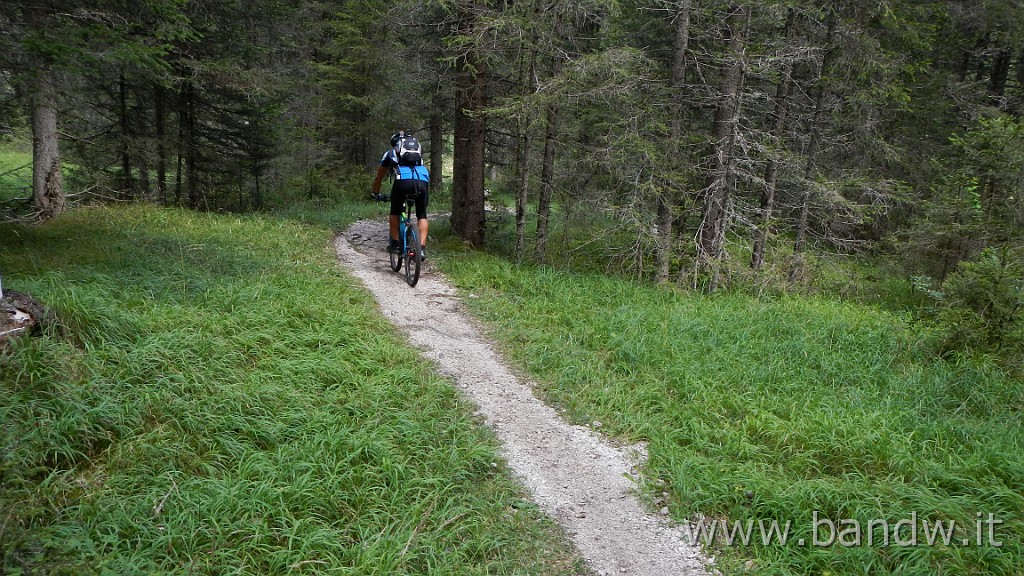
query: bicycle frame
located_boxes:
[390,192,421,287]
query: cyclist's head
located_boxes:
[390,130,407,147]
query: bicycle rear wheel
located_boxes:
[403,224,421,287]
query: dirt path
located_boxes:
[335,220,712,576]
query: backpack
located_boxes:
[394,136,422,167]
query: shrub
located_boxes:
[936,246,1023,358]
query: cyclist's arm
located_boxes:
[372,150,399,194]
[371,165,389,194]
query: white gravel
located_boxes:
[336,219,712,576]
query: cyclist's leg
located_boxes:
[388,181,406,243]
[415,181,429,247]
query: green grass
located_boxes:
[0,205,586,575]
[0,148,32,203]
[269,196,390,232]
[434,250,1024,576]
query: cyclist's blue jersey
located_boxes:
[381,149,430,183]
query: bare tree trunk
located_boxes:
[185,86,198,209]
[791,11,836,282]
[670,0,692,96]
[657,0,692,283]
[152,90,167,202]
[180,83,199,209]
[515,124,534,262]
[175,120,183,206]
[990,48,1012,97]
[791,186,811,277]
[959,50,972,83]
[535,80,559,263]
[139,160,151,199]
[20,2,64,220]
[451,46,487,247]
[513,54,528,261]
[429,92,444,198]
[655,197,674,280]
[514,37,539,263]
[697,3,748,291]
[752,8,797,271]
[252,155,262,210]
[1016,45,1024,87]
[119,72,135,198]
[136,82,151,201]
[30,67,64,220]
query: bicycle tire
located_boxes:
[404,224,421,287]
[389,230,402,272]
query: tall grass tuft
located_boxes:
[438,250,1024,576]
[0,205,585,575]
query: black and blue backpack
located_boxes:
[393,135,429,182]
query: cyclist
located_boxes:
[371,130,430,259]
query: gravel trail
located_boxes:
[335,219,712,576]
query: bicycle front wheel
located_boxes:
[403,224,421,287]
[389,231,402,272]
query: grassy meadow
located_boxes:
[0,205,586,575]
[432,248,1023,575]
[2,193,1020,575]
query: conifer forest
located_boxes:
[2,1,1022,357]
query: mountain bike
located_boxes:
[389,191,422,287]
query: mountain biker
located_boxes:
[371,130,430,259]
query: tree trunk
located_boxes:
[1016,45,1024,87]
[451,48,487,247]
[791,189,811,278]
[139,160,151,199]
[670,0,692,91]
[252,155,262,210]
[752,8,796,271]
[135,82,151,199]
[514,37,539,263]
[990,48,1012,97]
[535,85,559,263]
[181,83,199,208]
[697,3,747,290]
[791,11,836,282]
[247,122,262,210]
[119,72,134,198]
[515,124,533,263]
[175,133,183,206]
[657,0,692,283]
[958,49,972,83]
[429,93,444,198]
[30,67,64,220]
[655,197,674,281]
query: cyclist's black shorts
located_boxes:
[390,179,429,219]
